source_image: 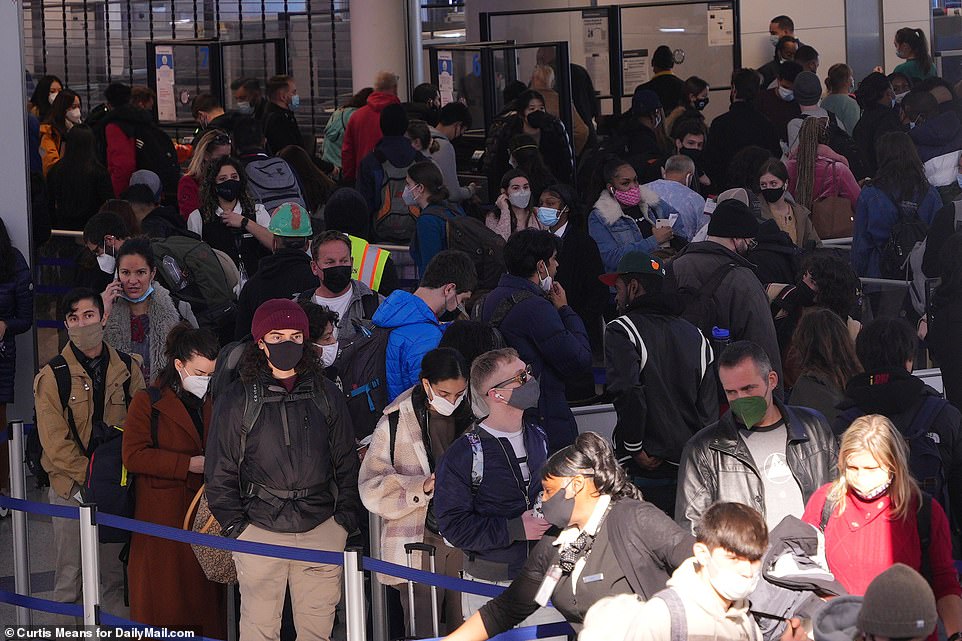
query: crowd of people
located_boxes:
[13,11,962,641]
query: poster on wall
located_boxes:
[438,50,455,106]
[707,5,734,47]
[583,9,610,95]
[623,49,650,90]
[155,46,177,122]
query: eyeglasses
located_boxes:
[490,364,533,391]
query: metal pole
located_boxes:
[8,421,31,626]
[406,0,424,93]
[368,513,389,641]
[343,547,367,641]
[78,504,102,626]
[226,583,238,641]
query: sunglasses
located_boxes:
[490,364,533,391]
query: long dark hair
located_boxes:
[792,308,861,391]
[540,432,641,501]
[873,131,929,202]
[54,126,108,208]
[30,74,62,121]
[896,27,933,76]
[238,337,325,384]
[509,134,556,198]
[0,218,17,283]
[154,324,219,392]
[44,89,79,137]
[277,144,335,213]
[199,155,257,224]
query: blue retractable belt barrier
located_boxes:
[362,556,505,598]
[421,622,575,641]
[0,589,85,617]
[0,495,80,519]
[100,612,226,641]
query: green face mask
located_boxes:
[730,395,769,428]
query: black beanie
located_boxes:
[707,199,760,238]
[324,188,369,237]
[379,103,408,136]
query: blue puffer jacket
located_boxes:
[434,418,548,581]
[852,184,941,278]
[481,274,591,452]
[372,290,443,402]
[0,249,34,402]
[588,187,681,273]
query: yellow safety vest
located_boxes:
[348,235,390,292]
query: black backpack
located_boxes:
[671,261,737,338]
[133,123,181,203]
[372,149,423,244]
[337,324,394,441]
[880,195,928,279]
[419,205,506,292]
[244,156,307,214]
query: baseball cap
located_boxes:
[599,251,666,287]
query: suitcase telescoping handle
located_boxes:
[404,542,439,638]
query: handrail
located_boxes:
[49,229,84,238]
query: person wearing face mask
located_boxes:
[205,298,360,641]
[481,230,591,452]
[506,134,558,204]
[602,89,668,186]
[853,73,903,178]
[262,74,303,154]
[231,78,267,121]
[407,160,469,276]
[359,348,473,637]
[601,251,718,517]
[663,76,710,138]
[759,36,799,89]
[487,170,545,240]
[755,61,802,146]
[233,202,318,340]
[903,89,962,200]
[103,237,183,383]
[580,502,768,641]
[190,93,239,135]
[440,431,692,641]
[301,301,340,379]
[430,102,479,203]
[801,415,962,635]
[373,249,477,402]
[893,27,937,82]
[28,73,63,121]
[667,199,785,380]
[676,341,838,534]
[668,118,713,196]
[34,288,146,620]
[645,154,709,242]
[186,155,273,281]
[757,158,820,248]
[39,88,83,177]
[589,159,678,274]
[121,325,226,638]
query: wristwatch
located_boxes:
[240,217,250,230]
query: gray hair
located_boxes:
[469,347,519,419]
[665,154,696,176]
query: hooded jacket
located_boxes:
[667,240,784,379]
[341,91,401,181]
[371,289,444,402]
[234,247,319,340]
[675,399,839,535]
[481,274,592,452]
[604,293,718,469]
[434,418,549,581]
[746,219,800,287]
[909,110,962,187]
[588,187,675,273]
[356,135,425,215]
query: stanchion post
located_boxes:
[8,420,31,626]
[78,504,102,626]
[368,513,389,641]
[343,547,367,641]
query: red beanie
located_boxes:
[251,299,309,343]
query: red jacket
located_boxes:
[106,122,137,197]
[177,174,201,220]
[802,483,961,600]
[341,91,400,181]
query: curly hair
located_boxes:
[238,339,325,385]
[199,155,258,225]
[802,252,860,318]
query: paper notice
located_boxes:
[708,5,734,47]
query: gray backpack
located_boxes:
[244,156,307,215]
[908,200,962,316]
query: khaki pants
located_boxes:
[234,517,347,641]
[397,530,463,637]
[48,487,128,622]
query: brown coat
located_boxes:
[122,386,226,638]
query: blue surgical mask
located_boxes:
[236,101,253,115]
[120,284,155,304]
[956,175,962,190]
[536,206,561,227]
[289,94,300,111]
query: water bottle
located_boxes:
[162,255,188,291]
[711,326,731,356]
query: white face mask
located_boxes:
[97,252,116,274]
[777,86,794,102]
[179,367,211,399]
[427,385,464,416]
[508,189,531,209]
[770,34,780,46]
[706,556,760,601]
[48,91,59,105]
[537,260,553,293]
[320,342,338,368]
[66,107,82,124]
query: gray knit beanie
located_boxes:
[857,564,937,639]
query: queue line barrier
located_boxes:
[2,421,574,641]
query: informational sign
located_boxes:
[438,50,455,106]
[155,46,177,122]
[622,49,650,90]
[583,9,610,96]
[708,5,734,47]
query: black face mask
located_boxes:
[694,97,710,111]
[321,265,352,294]
[541,481,576,528]
[264,340,303,372]
[760,187,785,204]
[215,179,242,202]
[680,147,703,165]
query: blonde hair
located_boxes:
[469,347,519,419]
[794,117,827,212]
[828,414,921,520]
[186,130,231,180]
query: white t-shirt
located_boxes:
[480,422,530,483]
[313,288,354,330]
[186,202,271,237]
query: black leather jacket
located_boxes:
[675,399,838,534]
